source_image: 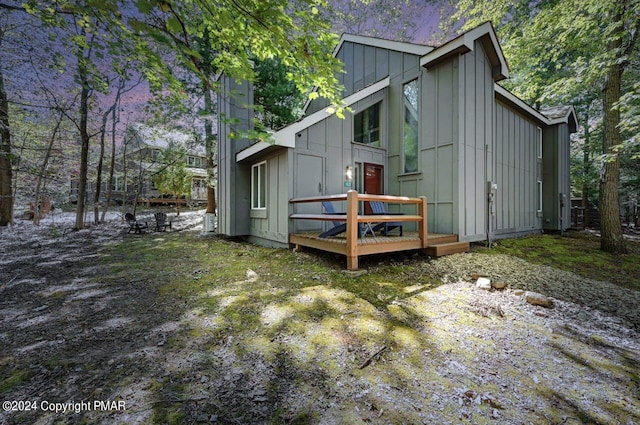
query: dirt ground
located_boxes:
[0,210,639,425]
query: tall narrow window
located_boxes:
[537,127,542,159]
[252,161,267,209]
[403,80,419,173]
[537,180,543,212]
[354,102,381,146]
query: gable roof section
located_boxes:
[236,76,391,162]
[300,34,432,114]
[495,84,578,129]
[127,123,205,156]
[335,33,434,57]
[541,105,578,131]
[420,21,509,81]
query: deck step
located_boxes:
[425,241,470,257]
[426,234,459,244]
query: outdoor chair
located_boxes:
[125,212,149,234]
[369,201,403,236]
[153,212,172,232]
[319,201,374,238]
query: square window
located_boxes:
[354,102,381,147]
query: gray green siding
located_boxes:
[217,77,253,236]
[247,149,290,247]
[493,101,542,238]
[543,124,572,230]
[456,41,494,241]
[218,33,573,248]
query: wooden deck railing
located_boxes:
[289,190,427,270]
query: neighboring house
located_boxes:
[122,123,212,203]
[112,123,212,205]
[217,22,577,248]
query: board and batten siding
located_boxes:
[247,150,290,247]
[542,124,572,231]
[456,40,494,242]
[217,76,253,237]
[494,100,542,238]
[394,57,460,236]
[293,41,420,233]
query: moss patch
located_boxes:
[476,233,640,290]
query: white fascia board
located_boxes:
[420,22,508,80]
[236,141,272,163]
[274,76,391,147]
[335,34,433,56]
[494,84,550,124]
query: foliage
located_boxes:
[325,0,441,43]
[253,57,306,130]
[151,143,192,205]
[128,0,345,111]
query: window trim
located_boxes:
[186,155,198,167]
[536,127,542,159]
[251,161,267,210]
[537,180,543,213]
[353,101,382,147]
[403,79,419,174]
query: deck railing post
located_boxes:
[418,196,428,248]
[346,190,359,270]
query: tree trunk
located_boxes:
[33,113,63,226]
[0,55,13,226]
[101,104,117,223]
[203,84,217,215]
[599,41,626,253]
[93,113,107,224]
[75,32,90,231]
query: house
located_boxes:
[116,123,212,205]
[217,22,577,252]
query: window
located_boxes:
[537,180,543,212]
[403,80,419,173]
[186,156,198,167]
[354,102,381,146]
[251,161,267,209]
[537,127,542,159]
[151,149,161,162]
[111,176,125,191]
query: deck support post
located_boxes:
[418,196,428,248]
[346,190,359,270]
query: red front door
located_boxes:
[363,163,383,214]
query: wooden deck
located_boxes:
[138,198,187,207]
[290,232,463,255]
[289,191,469,270]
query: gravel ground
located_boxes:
[0,211,638,424]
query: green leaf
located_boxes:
[166,16,182,34]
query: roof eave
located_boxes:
[237,76,391,163]
[420,22,509,81]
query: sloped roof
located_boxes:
[541,105,578,131]
[335,33,434,56]
[237,77,391,162]
[127,123,205,156]
[495,85,578,129]
[420,21,509,81]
